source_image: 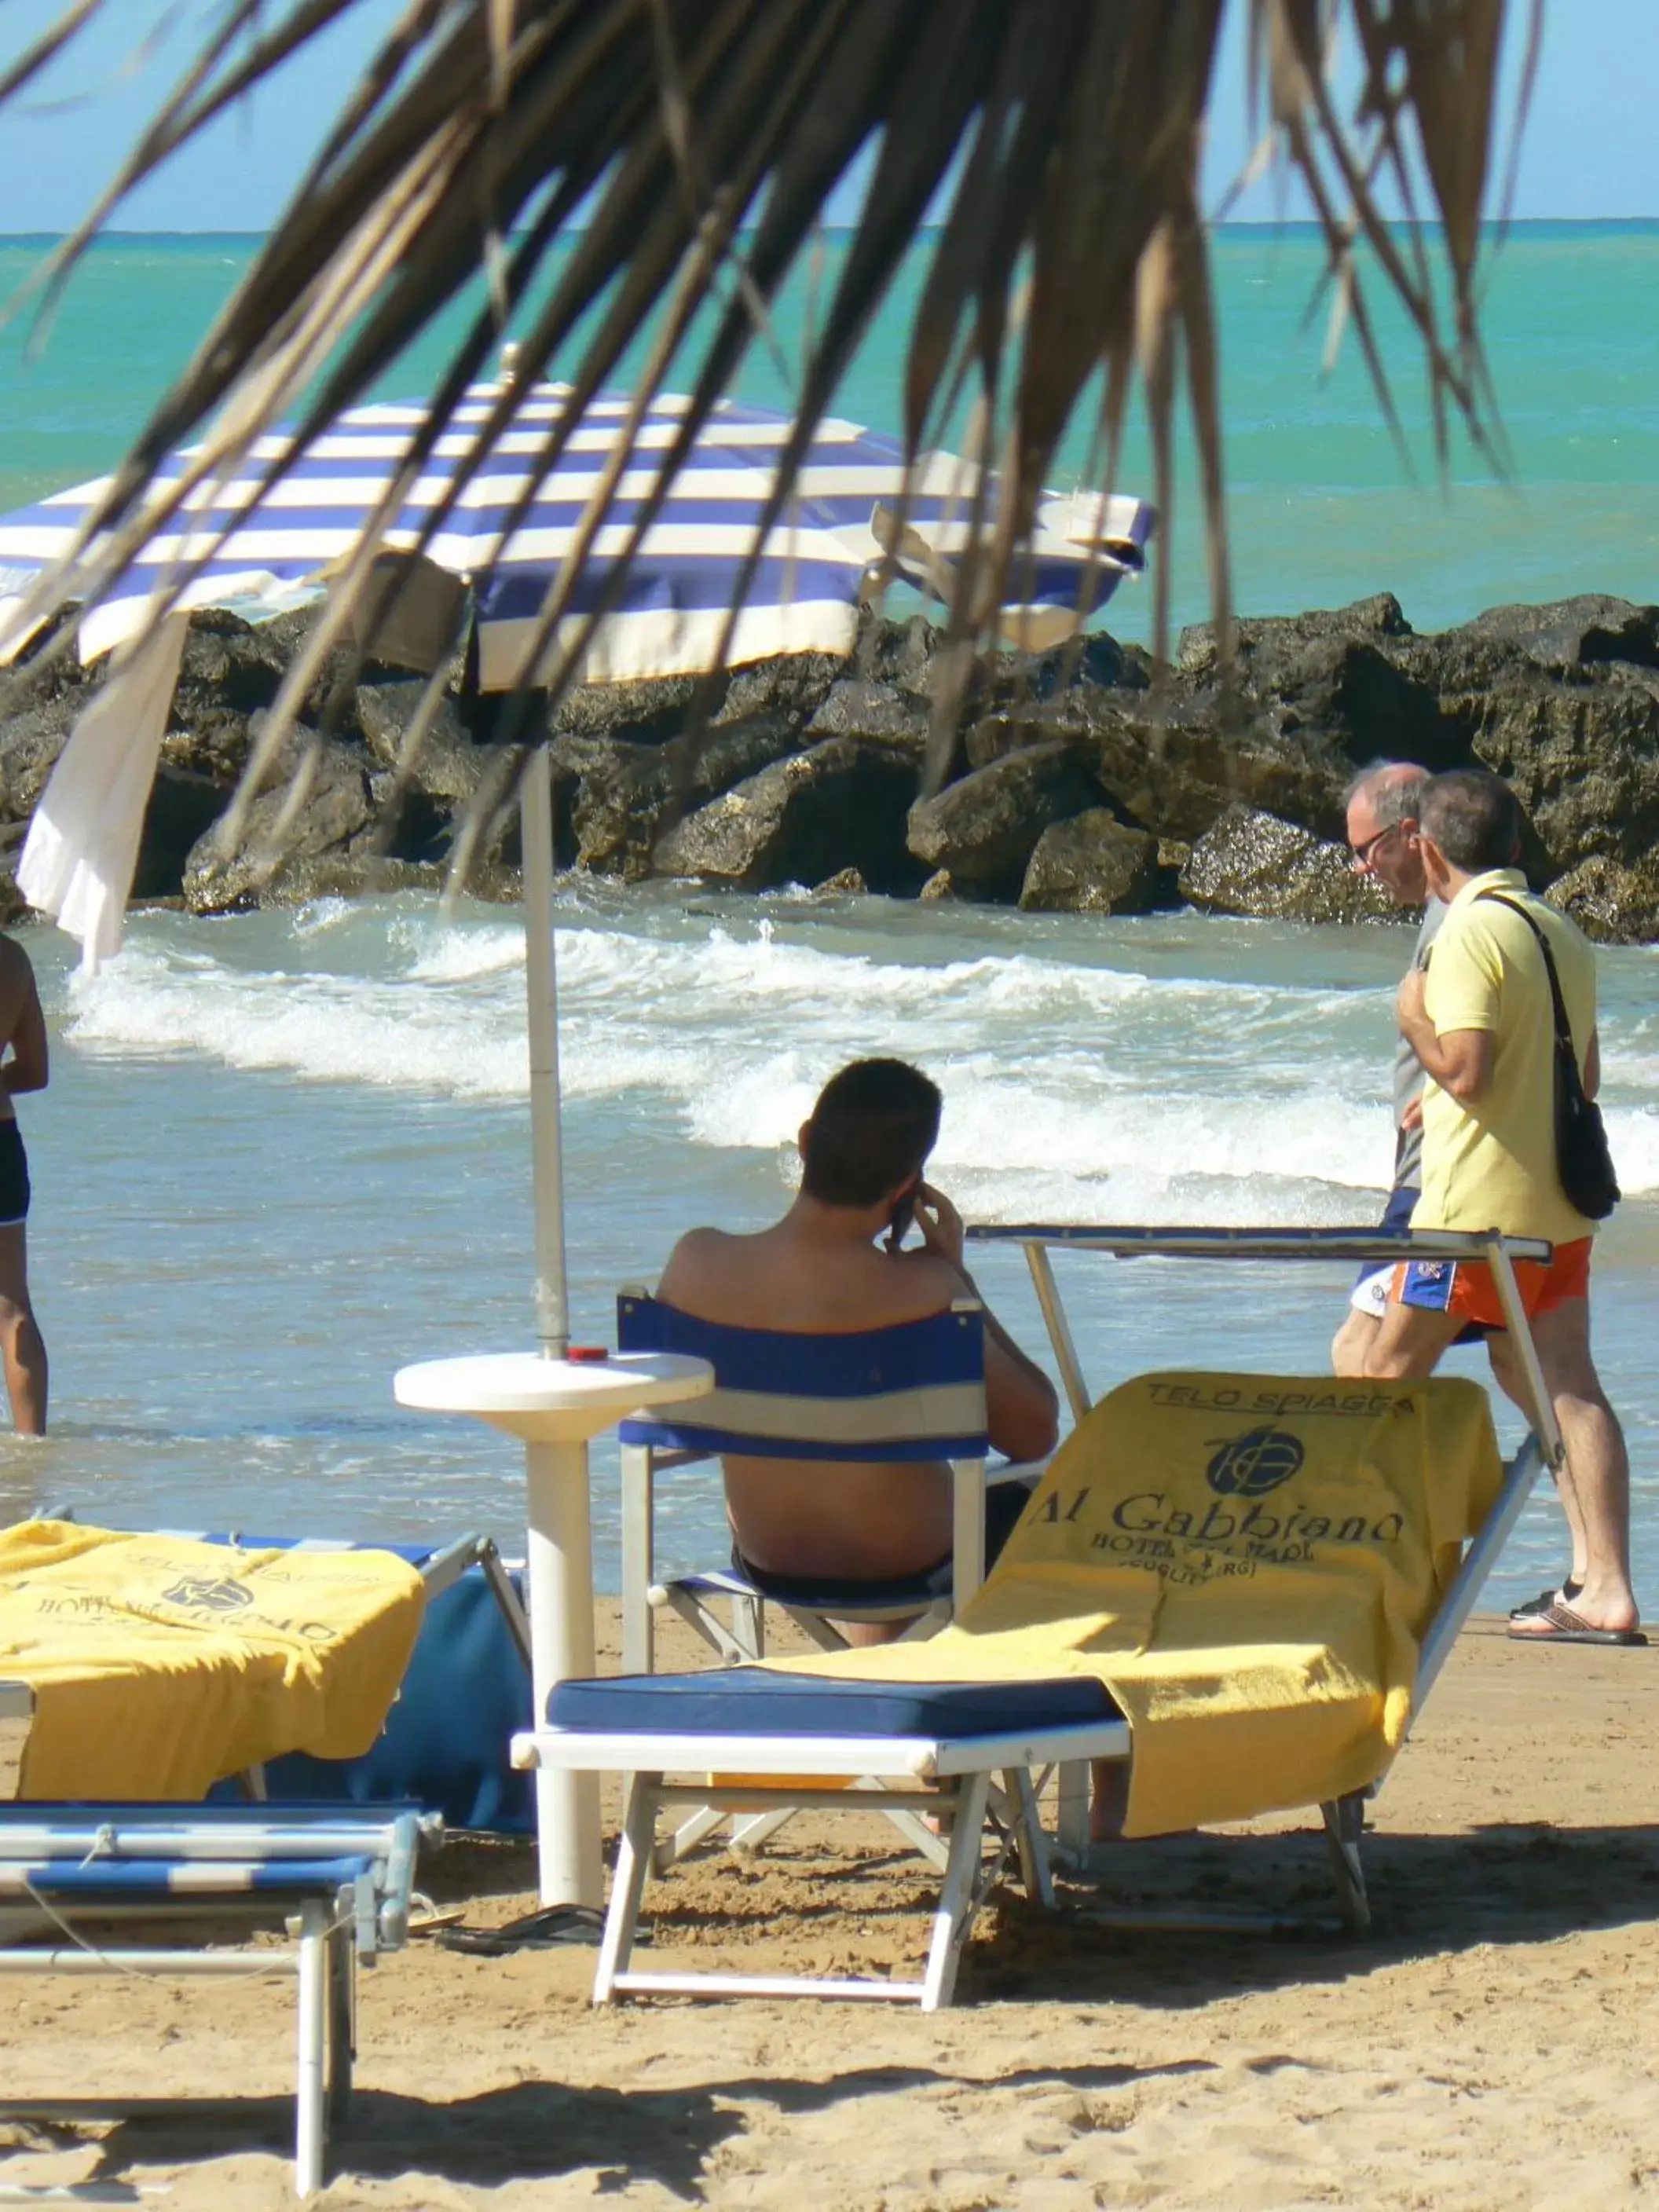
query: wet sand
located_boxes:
[1,1610,1656,2209]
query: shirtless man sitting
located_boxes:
[658,1058,1059,1631]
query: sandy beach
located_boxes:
[1,1606,1655,2209]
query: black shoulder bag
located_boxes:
[1477,891,1620,1221]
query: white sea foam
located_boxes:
[61,904,1659,1222]
[60,906,1459,1220]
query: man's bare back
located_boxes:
[659,1182,1057,1586]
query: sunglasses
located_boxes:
[1350,820,1414,870]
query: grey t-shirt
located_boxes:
[1392,896,1448,1190]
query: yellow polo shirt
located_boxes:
[1415,867,1599,1248]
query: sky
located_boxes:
[0,2,1654,234]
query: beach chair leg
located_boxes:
[659,1802,731,1870]
[1320,1793,1371,1933]
[732,1591,765,1658]
[657,1586,756,1665]
[921,1773,991,2012]
[324,1922,355,2133]
[1054,1761,1090,1866]
[294,1899,329,2198]
[786,1610,852,1654]
[475,1537,533,1671]
[728,1805,795,1855]
[597,1774,660,2004]
[1005,1768,1054,1909]
[620,1446,655,1675]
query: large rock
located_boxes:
[654,739,920,892]
[566,712,803,878]
[356,680,493,803]
[1179,804,1397,923]
[181,730,375,913]
[716,650,847,729]
[0,695,82,821]
[906,742,1102,889]
[1177,591,1414,675]
[1067,691,1355,842]
[1547,853,1659,945]
[552,669,721,743]
[986,628,1152,706]
[804,679,929,757]
[1463,668,1659,870]
[1442,595,1659,677]
[1018,809,1166,914]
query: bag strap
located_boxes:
[1474,889,1580,1064]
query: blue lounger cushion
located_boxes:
[548,1668,1119,1738]
[0,1853,379,1898]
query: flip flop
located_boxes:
[436,1903,609,1954]
[1509,1579,1582,1620]
[1507,1599,1646,1648]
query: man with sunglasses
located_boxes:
[1331,760,1445,1375]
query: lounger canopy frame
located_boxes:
[518,1224,1556,2006]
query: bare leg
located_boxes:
[0,1225,46,1437]
[1486,1331,1588,1588]
[1331,1308,1381,1378]
[1503,1298,1637,1635]
[1360,1298,1464,1381]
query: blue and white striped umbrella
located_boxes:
[0,381,1153,680]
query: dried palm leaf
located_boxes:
[1,0,1532,842]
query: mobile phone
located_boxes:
[885,1190,916,1253]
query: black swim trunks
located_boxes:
[0,1123,28,1227]
[732,1474,1038,1610]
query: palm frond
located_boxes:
[1,0,1529,753]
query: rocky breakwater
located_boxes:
[2,588,1659,939]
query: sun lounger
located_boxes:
[0,1741,437,2197]
[47,1514,533,1824]
[515,1358,1544,2007]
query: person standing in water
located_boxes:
[0,935,48,1435]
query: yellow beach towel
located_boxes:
[0,1518,426,1800]
[766,1372,1502,1836]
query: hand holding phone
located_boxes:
[884,1187,917,1254]
[912,1181,966,1269]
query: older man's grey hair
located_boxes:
[1343,760,1427,830]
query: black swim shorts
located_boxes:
[732,1474,1039,1610]
[0,1122,31,1228]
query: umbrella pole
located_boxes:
[522,742,569,1358]
[519,741,602,1904]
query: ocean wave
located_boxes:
[62,911,1659,1200]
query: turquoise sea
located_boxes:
[0,225,1655,1612]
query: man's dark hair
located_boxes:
[800,1058,942,1207]
[1343,760,1426,830]
[1419,769,1523,872]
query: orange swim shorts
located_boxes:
[1390,1236,1592,1330]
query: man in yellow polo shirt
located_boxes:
[1363,769,1642,1647]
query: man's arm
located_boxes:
[911,1185,1060,1463]
[1396,966,1493,1105]
[2,953,46,1097]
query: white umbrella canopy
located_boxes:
[1,377,1154,1349]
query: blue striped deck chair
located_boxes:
[613,1291,1045,1874]
[616,1290,1041,1675]
[0,1686,435,2200]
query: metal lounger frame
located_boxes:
[0,1744,437,2201]
[517,1225,1556,2002]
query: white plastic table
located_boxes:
[393,1349,713,1907]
